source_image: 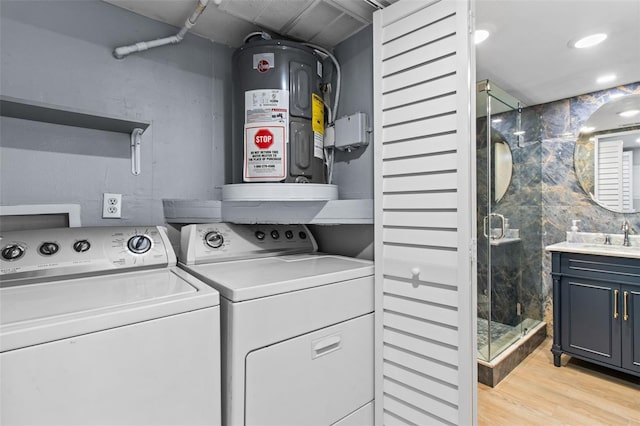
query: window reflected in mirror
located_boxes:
[574,94,640,213]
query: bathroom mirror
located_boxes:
[477,81,517,204]
[492,132,513,203]
[574,94,640,213]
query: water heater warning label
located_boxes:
[245,90,289,126]
[312,93,324,159]
[244,124,286,182]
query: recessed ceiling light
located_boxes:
[580,126,596,133]
[474,29,490,45]
[492,118,502,123]
[619,109,640,118]
[513,131,525,136]
[572,33,607,49]
[596,74,616,84]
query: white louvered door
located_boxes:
[373,1,476,425]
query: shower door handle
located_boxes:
[483,213,505,239]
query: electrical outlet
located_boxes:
[102,193,122,219]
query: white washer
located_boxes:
[0,226,221,426]
[179,223,375,426]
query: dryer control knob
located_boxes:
[285,230,294,239]
[127,235,152,254]
[204,231,224,249]
[270,230,280,240]
[2,243,25,261]
[39,242,60,256]
[255,231,266,240]
[73,240,91,253]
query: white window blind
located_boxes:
[596,139,624,210]
[622,150,633,212]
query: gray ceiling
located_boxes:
[104,0,640,107]
[103,0,397,49]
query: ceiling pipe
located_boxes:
[113,0,220,59]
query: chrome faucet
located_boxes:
[622,220,634,246]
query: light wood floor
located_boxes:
[479,338,640,425]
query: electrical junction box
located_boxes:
[334,112,369,152]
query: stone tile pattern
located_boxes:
[477,82,640,338]
[537,82,640,334]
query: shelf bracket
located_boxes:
[131,128,144,175]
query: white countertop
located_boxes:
[545,232,640,259]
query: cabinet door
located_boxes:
[621,286,640,373]
[560,277,621,366]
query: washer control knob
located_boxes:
[299,231,307,240]
[255,231,266,240]
[285,230,294,239]
[73,240,91,253]
[204,231,224,249]
[1,244,25,261]
[39,242,60,256]
[271,230,280,240]
[127,235,152,254]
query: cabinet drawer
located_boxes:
[560,253,640,286]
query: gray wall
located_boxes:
[0,0,233,226]
[0,1,375,257]
[310,26,375,259]
[332,26,374,201]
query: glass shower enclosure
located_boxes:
[476,80,542,362]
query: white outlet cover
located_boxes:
[102,193,122,219]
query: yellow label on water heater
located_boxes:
[312,93,324,135]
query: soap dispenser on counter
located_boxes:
[567,220,581,242]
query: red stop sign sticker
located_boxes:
[254,128,273,149]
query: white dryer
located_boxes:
[179,223,374,426]
[0,226,221,426]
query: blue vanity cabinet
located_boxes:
[559,274,622,367]
[551,252,640,377]
[622,286,640,373]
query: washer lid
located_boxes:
[0,268,219,351]
[182,254,373,302]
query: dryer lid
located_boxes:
[182,253,373,302]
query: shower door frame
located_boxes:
[478,80,524,362]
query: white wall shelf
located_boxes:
[222,199,373,224]
[0,95,150,134]
[162,199,373,225]
[1,95,150,175]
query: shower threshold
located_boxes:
[477,320,546,387]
